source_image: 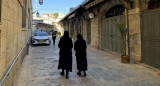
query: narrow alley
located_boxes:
[16,38,160,86]
[1,0,160,86]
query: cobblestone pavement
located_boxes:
[16,38,160,86]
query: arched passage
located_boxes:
[101,5,125,54]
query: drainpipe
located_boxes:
[82,16,83,36]
[127,7,130,58]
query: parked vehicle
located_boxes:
[32,32,51,45]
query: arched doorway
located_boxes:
[101,5,125,54]
[141,0,160,68]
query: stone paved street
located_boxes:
[16,38,160,86]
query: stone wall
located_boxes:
[61,0,158,63]
[90,17,99,48]
[119,0,154,62]
[120,0,146,62]
[128,8,141,61]
[0,0,32,85]
[82,18,88,43]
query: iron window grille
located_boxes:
[105,5,125,18]
[148,0,160,9]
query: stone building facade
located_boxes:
[60,0,160,69]
[0,0,32,86]
[32,12,65,36]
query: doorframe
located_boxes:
[100,4,126,54]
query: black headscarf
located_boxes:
[63,31,69,38]
[77,34,83,40]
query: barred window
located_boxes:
[22,0,26,28]
[148,0,160,9]
[105,5,125,18]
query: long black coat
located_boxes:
[74,34,87,71]
[58,32,73,72]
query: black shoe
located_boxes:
[77,72,81,76]
[60,72,64,75]
[66,75,69,79]
[84,71,87,76]
[84,73,87,76]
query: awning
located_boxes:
[85,0,104,9]
[68,13,75,19]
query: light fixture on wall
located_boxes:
[88,13,95,19]
[39,0,43,5]
[36,12,39,17]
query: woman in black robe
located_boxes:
[74,34,87,76]
[58,31,73,79]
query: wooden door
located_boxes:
[101,15,125,54]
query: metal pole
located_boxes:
[119,0,130,58]
[0,43,28,86]
[36,0,38,11]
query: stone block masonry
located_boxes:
[0,0,32,86]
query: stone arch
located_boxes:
[98,0,127,19]
[105,5,125,18]
[99,4,121,18]
[97,1,127,49]
[99,2,126,53]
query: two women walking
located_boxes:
[58,31,87,79]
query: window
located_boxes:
[105,5,125,18]
[0,0,2,23]
[130,1,135,9]
[148,0,160,9]
[22,0,26,28]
